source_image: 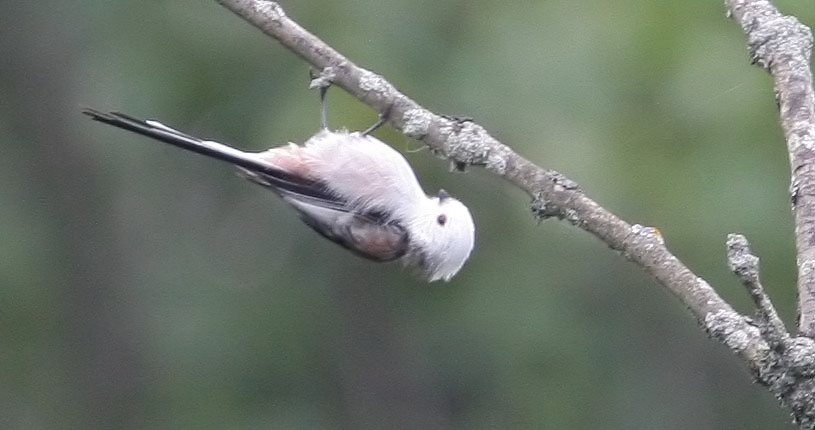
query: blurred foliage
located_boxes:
[0,0,813,429]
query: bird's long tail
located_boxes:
[81,109,277,173]
[82,108,332,200]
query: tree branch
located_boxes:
[215,0,815,426]
[727,234,788,344]
[726,0,815,337]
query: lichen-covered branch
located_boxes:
[726,234,788,343]
[215,0,815,426]
[727,0,815,338]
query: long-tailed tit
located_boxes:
[82,106,475,281]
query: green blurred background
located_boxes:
[1,0,813,428]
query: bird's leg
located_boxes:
[309,68,334,130]
[361,105,392,136]
[319,85,329,130]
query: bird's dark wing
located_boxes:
[246,171,408,260]
[294,202,409,262]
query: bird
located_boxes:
[82,100,474,281]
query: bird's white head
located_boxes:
[409,190,475,282]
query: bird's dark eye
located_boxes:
[437,214,448,226]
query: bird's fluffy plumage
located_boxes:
[83,109,475,281]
